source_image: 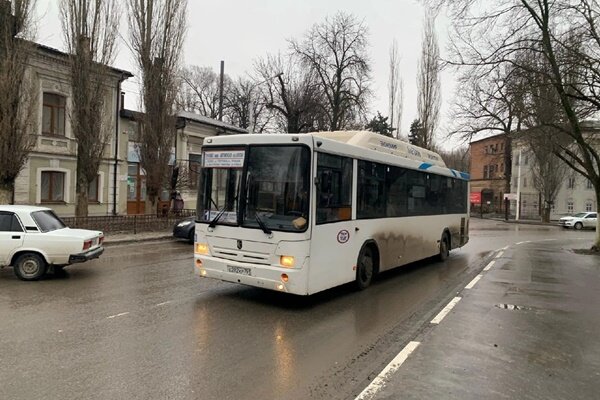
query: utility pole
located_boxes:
[516,147,522,221]
[218,60,224,121]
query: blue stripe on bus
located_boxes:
[449,169,458,177]
[418,163,433,170]
[460,172,470,180]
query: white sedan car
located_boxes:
[558,212,598,230]
[0,205,104,281]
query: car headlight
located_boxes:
[177,221,193,227]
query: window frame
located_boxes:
[41,171,66,203]
[42,93,67,137]
[316,152,353,225]
[0,212,24,232]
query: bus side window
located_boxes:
[316,153,353,224]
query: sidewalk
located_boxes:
[368,238,600,399]
[103,230,175,246]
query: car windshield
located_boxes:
[31,210,67,232]
[573,212,587,218]
[196,145,311,232]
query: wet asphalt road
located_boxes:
[0,219,595,400]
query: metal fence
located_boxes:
[62,209,196,234]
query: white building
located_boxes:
[510,121,599,219]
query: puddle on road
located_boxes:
[495,303,532,311]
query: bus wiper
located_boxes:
[209,207,227,228]
[255,213,272,235]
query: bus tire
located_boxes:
[439,233,450,262]
[356,244,376,290]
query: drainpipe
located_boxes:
[112,75,125,215]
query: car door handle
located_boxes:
[11,235,21,239]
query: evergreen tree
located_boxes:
[366,112,395,137]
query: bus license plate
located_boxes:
[227,265,251,276]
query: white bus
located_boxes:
[194,131,469,295]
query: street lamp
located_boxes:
[248,72,283,133]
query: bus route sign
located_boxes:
[203,150,245,168]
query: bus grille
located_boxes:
[212,246,271,265]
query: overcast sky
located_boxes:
[34,0,459,149]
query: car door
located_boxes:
[0,212,25,266]
[585,213,597,228]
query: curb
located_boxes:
[103,234,176,247]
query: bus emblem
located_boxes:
[337,230,350,244]
[237,240,243,249]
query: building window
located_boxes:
[42,93,66,136]
[483,165,488,179]
[587,180,593,190]
[523,177,527,188]
[189,154,202,189]
[524,154,529,165]
[585,201,593,212]
[41,171,65,202]
[88,175,99,202]
[567,200,574,214]
[567,177,575,189]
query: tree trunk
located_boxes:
[75,158,89,217]
[0,182,13,205]
[75,175,89,217]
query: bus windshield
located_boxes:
[197,145,311,233]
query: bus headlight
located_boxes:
[195,243,210,255]
[280,255,295,268]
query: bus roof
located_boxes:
[309,131,446,167]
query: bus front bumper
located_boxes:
[194,255,308,295]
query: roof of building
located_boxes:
[469,132,509,145]
[35,42,134,78]
[177,111,248,134]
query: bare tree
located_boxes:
[437,146,470,172]
[127,0,186,214]
[178,65,227,118]
[388,40,403,138]
[416,12,441,150]
[432,0,600,248]
[0,1,37,204]
[225,77,270,133]
[290,12,371,131]
[61,0,120,217]
[255,53,326,133]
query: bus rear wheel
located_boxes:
[356,245,376,290]
[439,233,450,262]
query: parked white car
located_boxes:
[558,212,598,230]
[0,205,104,281]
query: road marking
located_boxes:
[107,312,130,319]
[156,301,172,306]
[355,341,421,400]
[431,297,462,324]
[501,245,509,250]
[465,275,482,289]
[495,251,504,259]
[483,260,495,271]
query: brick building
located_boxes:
[469,134,512,212]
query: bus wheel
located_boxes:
[439,233,450,262]
[356,245,375,290]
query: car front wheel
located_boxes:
[14,253,47,281]
[574,222,583,230]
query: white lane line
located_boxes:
[431,297,462,324]
[156,301,172,306]
[107,312,130,319]
[355,341,421,400]
[483,260,495,271]
[501,245,509,250]
[465,275,482,289]
[516,241,526,245]
[495,251,504,259]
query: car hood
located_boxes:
[559,216,575,221]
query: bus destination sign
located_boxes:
[203,150,245,168]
